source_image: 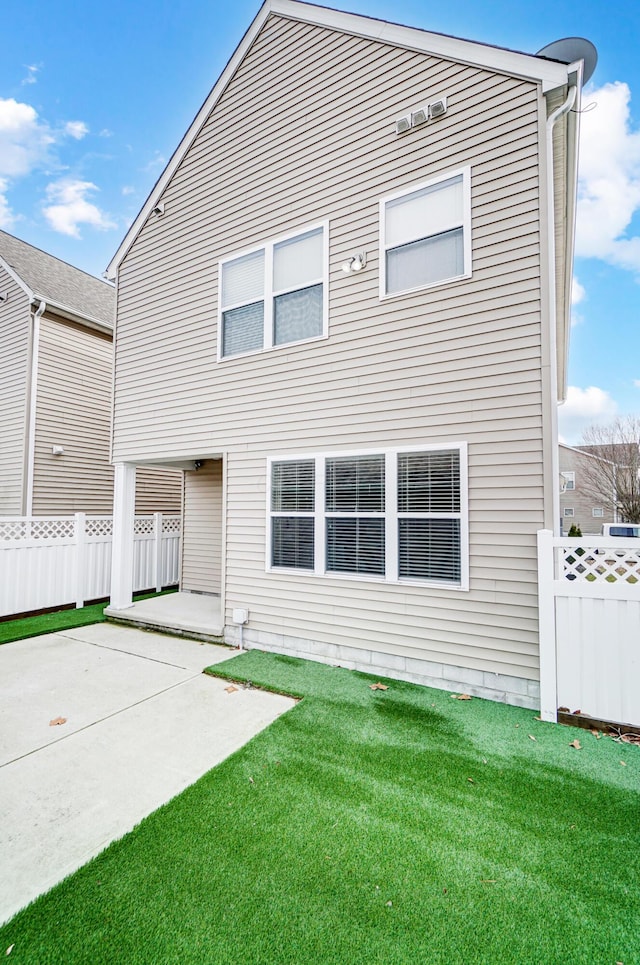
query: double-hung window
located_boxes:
[380,168,471,297]
[268,444,468,589]
[219,224,327,359]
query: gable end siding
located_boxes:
[113,15,546,683]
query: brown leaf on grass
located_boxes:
[369,683,388,690]
[533,716,542,721]
[467,777,475,784]
[385,900,393,907]
[481,879,497,884]
[569,739,582,750]
[248,776,255,784]
[225,685,239,694]
[6,945,15,956]
[589,729,602,739]
[620,761,627,766]
[450,693,472,700]
[528,734,537,741]
[49,717,67,727]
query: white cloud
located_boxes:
[558,385,619,444]
[64,120,89,140]
[0,97,53,178]
[42,179,116,237]
[634,380,640,389]
[576,82,640,273]
[121,185,135,196]
[571,277,585,305]
[99,129,113,138]
[21,65,39,86]
[0,178,14,228]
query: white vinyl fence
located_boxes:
[0,514,181,618]
[538,529,640,728]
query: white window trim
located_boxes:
[561,470,575,491]
[592,507,604,517]
[266,442,469,591]
[563,507,575,517]
[379,166,472,300]
[217,220,329,361]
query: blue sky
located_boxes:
[2,0,639,444]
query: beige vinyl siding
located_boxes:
[559,446,615,533]
[0,268,30,514]
[113,15,547,681]
[181,461,222,593]
[135,467,183,514]
[32,312,115,514]
[32,312,182,514]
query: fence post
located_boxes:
[75,513,86,609]
[154,513,163,593]
[537,529,558,723]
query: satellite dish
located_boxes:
[536,37,598,84]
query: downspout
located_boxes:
[545,84,577,535]
[25,299,46,516]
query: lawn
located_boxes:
[0,589,177,645]
[1,650,638,964]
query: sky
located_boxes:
[1,0,639,445]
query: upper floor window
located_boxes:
[380,168,471,297]
[219,224,327,359]
[561,471,575,491]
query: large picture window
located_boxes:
[268,444,468,589]
[380,168,471,297]
[219,224,327,359]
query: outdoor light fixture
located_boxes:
[341,253,367,274]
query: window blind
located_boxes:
[325,455,385,512]
[385,176,463,249]
[221,249,264,309]
[273,228,323,293]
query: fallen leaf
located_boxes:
[528,734,537,741]
[620,761,627,767]
[369,682,388,690]
[225,685,238,694]
[533,716,542,721]
[443,887,448,894]
[569,739,582,750]
[467,777,475,784]
[49,717,67,727]
[450,693,472,700]
[481,879,497,883]
[248,776,255,784]
[6,946,14,956]
[482,758,488,764]
[385,900,393,907]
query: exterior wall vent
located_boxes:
[411,107,429,127]
[429,97,448,119]
[395,116,411,135]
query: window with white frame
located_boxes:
[380,168,471,297]
[592,507,604,518]
[268,444,468,588]
[564,508,575,518]
[561,471,575,491]
[220,224,326,359]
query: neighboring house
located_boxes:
[559,443,616,534]
[0,230,182,515]
[105,0,589,708]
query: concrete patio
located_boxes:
[0,622,295,925]
[105,590,224,640]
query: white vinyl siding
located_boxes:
[219,223,327,359]
[380,168,471,297]
[113,14,549,683]
[268,444,468,589]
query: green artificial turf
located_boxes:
[0,589,177,645]
[2,651,638,964]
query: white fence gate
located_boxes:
[0,514,181,618]
[538,529,640,728]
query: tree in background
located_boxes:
[579,416,640,523]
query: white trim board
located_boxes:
[105,0,573,280]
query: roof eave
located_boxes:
[105,0,571,279]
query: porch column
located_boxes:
[110,462,136,609]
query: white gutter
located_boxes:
[32,294,113,334]
[545,83,577,535]
[25,299,46,516]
